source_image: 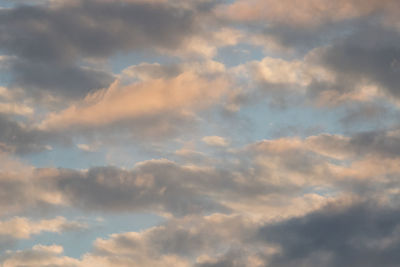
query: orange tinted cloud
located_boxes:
[40,66,230,131]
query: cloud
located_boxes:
[0,0,197,58]
[6,200,400,267]
[1,244,80,267]
[38,61,231,140]
[338,102,392,128]
[51,161,228,216]
[0,113,58,154]
[241,129,400,205]
[0,158,228,217]
[1,1,399,266]
[215,0,400,72]
[0,0,213,99]
[80,213,260,267]
[1,214,260,267]
[215,0,400,56]
[242,56,334,87]
[1,126,399,218]
[0,216,88,252]
[218,0,399,26]
[0,216,87,240]
[0,87,33,116]
[304,129,400,159]
[8,59,115,100]
[259,201,400,267]
[0,61,232,155]
[202,136,230,147]
[1,127,400,265]
[0,212,264,266]
[237,25,400,107]
[0,141,329,219]
[310,24,400,102]
[233,55,334,106]
[0,216,87,250]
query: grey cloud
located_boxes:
[244,129,400,202]
[219,0,397,55]
[311,24,400,100]
[2,153,306,217]
[349,129,400,157]
[3,127,399,218]
[89,214,258,266]
[0,244,79,267]
[195,250,251,267]
[0,113,54,154]
[0,179,31,213]
[262,21,356,55]
[339,102,391,129]
[0,1,197,59]
[0,0,202,98]
[9,59,115,99]
[1,214,259,266]
[51,130,400,216]
[234,18,400,108]
[53,161,228,216]
[259,201,400,267]
[0,174,68,217]
[313,128,400,158]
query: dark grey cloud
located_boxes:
[232,15,400,109]
[348,129,400,157]
[0,113,54,154]
[9,59,114,99]
[261,20,359,55]
[52,157,301,215]
[0,178,32,214]
[52,161,228,216]
[259,201,400,267]
[0,0,204,98]
[0,1,197,60]
[310,23,400,100]
[0,152,310,217]
[312,127,400,158]
[339,102,391,129]
[0,159,226,216]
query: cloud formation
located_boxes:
[0,216,86,240]
[260,201,400,267]
[1,0,400,266]
[1,244,80,267]
[39,62,230,134]
[219,0,399,26]
[0,0,214,99]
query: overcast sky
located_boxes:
[1,0,400,266]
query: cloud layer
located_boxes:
[1,0,400,266]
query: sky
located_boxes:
[1,0,400,266]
